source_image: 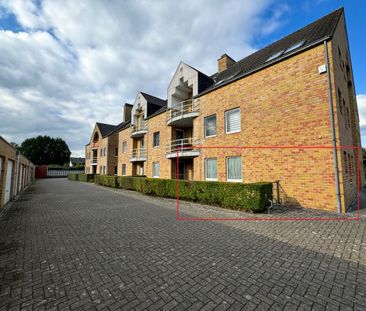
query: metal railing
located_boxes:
[167,99,199,123]
[166,138,200,155]
[130,148,147,160]
[91,157,98,164]
[131,122,148,135]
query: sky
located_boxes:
[0,0,365,157]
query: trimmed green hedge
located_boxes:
[94,176,272,212]
[68,173,95,183]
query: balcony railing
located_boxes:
[131,122,148,138]
[129,148,147,162]
[167,99,200,126]
[91,157,98,165]
[166,138,200,158]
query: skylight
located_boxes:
[266,50,284,62]
[285,40,306,53]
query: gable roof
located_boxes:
[108,120,131,135]
[140,92,167,107]
[96,122,117,137]
[199,7,343,96]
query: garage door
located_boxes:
[4,160,13,205]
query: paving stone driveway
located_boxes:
[0,179,366,311]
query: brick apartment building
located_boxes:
[85,8,362,212]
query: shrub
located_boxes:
[78,173,95,183]
[68,173,79,181]
[95,175,118,187]
[68,173,94,182]
[113,176,272,212]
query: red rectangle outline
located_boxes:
[175,145,361,221]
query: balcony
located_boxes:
[91,157,98,165]
[129,148,147,162]
[92,142,99,149]
[131,122,148,138]
[167,99,199,127]
[166,138,200,159]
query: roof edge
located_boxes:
[195,36,331,98]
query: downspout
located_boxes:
[324,40,342,213]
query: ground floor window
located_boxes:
[153,162,159,178]
[205,158,217,181]
[226,156,242,182]
[114,166,117,175]
[122,164,126,176]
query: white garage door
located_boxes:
[4,160,13,205]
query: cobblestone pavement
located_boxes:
[0,179,366,311]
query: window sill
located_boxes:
[227,179,242,183]
[206,178,218,181]
[226,130,241,135]
[205,135,217,138]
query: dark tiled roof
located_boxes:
[140,92,168,117]
[146,104,167,120]
[96,122,117,137]
[140,92,167,107]
[199,7,343,96]
[70,157,85,164]
[109,121,131,135]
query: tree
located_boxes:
[19,136,71,166]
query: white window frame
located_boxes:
[122,164,126,176]
[226,156,242,182]
[225,108,241,134]
[153,162,160,178]
[204,114,217,138]
[122,141,127,153]
[114,147,118,157]
[205,158,217,181]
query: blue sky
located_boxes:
[0,0,365,156]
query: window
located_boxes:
[226,156,242,182]
[205,158,217,181]
[99,166,102,174]
[100,149,103,157]
[153,132,160,147]
[122,141,127,153]
[338,88,343,114]
[284,41,305,54]
[104,148,107,156]
[205,115,217,137]
[114,166,117,175]
[122,164,126,176]
[348,154,352,182]
[225,108,241,134]
[103,166,106,174]
[153,162,160,178]
[266,50,284,62]
[114,147,118,157]
[344,151,348,177]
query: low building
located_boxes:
[0,136,35,208]
[85,8,362,212]
[69,157,85,167]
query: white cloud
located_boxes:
[357,94,366,146]
[0,0,287,156]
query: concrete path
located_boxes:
[0,179,365,310]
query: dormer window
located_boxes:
[285,40,305,54]
[266,50,284,62]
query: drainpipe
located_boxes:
[324,40,342,213]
